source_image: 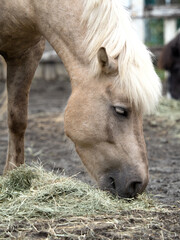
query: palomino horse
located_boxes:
[0,0,161,198]
[158,33,180,100]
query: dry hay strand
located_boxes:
[1,211,179,240]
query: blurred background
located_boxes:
[121,0,180,94]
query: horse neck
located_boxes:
[33,0,89,87]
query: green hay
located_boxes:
[151,98,180,139]
[0,165,162,225]
[156,97,180,118]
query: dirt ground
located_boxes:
[0,74,180,239]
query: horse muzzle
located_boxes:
[99,169,148,198]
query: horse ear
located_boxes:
[97,47,118,75]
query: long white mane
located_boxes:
[82,0,162,114]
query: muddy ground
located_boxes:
[0,74,180,239]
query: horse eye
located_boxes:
[114,106,128,117]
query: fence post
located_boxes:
[131,0,145,42]
[164,19,177,43]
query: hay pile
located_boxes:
[0,165,159,224]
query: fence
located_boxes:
[0,44,68,82]
[128,0,180,59]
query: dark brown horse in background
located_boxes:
[158,33,180,100]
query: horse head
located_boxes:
[65,48,150,198]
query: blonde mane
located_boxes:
[82,0,162,114]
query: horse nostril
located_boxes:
[128,181,143,197]
[109,177,116,190]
